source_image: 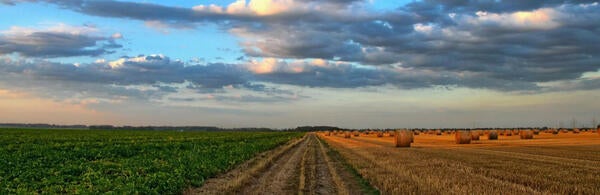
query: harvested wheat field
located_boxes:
[319,130,600,194]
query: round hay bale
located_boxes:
[353,131,360,137]
[573,128,580,134]
[344,132,351,138]
[488,130,498,140]
[455,130,471,144]
[376,131,384,137]
[520,130,534,139]
[471,130,480,140]
[394,130,412,147]
[436,130,442,135]
[533,129,540,135]
[505,130,512,136]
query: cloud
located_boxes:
[0,23,122,57]
[0,54,310,104]
[2,0,600,94]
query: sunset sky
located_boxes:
[1,0,599,128]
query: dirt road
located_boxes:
[189,133,370,195]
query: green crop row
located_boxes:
[0,129,304,194]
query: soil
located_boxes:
[188,133,367,195]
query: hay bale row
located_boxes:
[394,130,412,147]
[455,130,471,144]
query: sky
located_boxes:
[0,0,599,129]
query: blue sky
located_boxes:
[0,0,599,128]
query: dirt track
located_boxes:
[190,133,367,195]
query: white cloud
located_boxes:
[194,0,296,16]
[248,57,339,74]
[466,8,561,30]
[413,23,435,34]
[111,32,123,39]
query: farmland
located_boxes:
[319,130,600,194]
[0,129,303,194]
[192,133,377,194]
[2,127,599,194]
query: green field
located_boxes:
[0,129,303,194]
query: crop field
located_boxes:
[2,127,599,194]
[0,129,303,194]
[319,130,600,194]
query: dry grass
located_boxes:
[319,131,600,194]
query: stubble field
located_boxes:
[319,130,600,194]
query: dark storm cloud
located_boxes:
[3,0,600,93]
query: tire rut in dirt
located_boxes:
[238,134,309,194]
[299,134,337,195]
[195,134,369,195]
